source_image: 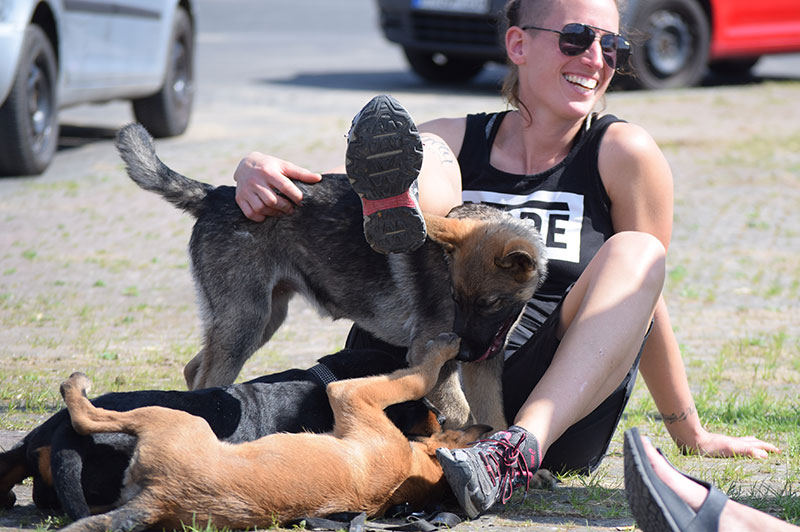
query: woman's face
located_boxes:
[512,0,620,122]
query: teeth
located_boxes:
[564,74,598,90]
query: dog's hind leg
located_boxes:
[60,373,187,439]
[185,282,293,390]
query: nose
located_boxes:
[579,37,606,70]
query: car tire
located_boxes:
[132,7,194,138]
[0,25,59,177]
[404,48,485,84]
[627,0,710,90]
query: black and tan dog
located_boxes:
[0,349,438,520]
[116,123,547,430]
[56,334,489,531]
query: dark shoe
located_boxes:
[436,425,540,518]
[345,94,425,255]
[624,428,728,532]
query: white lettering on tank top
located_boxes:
[461,190,584,263]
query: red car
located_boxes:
[626,0,800,88]
[376,0,800,89]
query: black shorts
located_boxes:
[344,303,649,475]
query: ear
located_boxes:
[424,214,473,254]
[505,25,527,66]
[494,238,537,282]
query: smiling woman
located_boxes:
[232,0,781,520]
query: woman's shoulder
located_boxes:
[599,118,663,163]
[598,118,673,201]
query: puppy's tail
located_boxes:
[116,123,211,217]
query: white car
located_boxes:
[0,0,195,176]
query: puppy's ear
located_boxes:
[495,239,538,282]
[423,214,474,254]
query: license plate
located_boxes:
[412,0,490,14]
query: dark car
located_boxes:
[376,0,800,89]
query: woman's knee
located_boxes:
[601,231,666,291]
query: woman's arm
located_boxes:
[599,122,779,458]
[639,299,780,457]
[233,116,467,221]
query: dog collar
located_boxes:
[308,363,338,385]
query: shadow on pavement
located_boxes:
[57,125,118,152]
[265,66,797,95]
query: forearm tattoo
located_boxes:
[661,405,696,424]
[423,135,456,165]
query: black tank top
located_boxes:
[458,111,622,352]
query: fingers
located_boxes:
[689,433,782,459]
[233,153,322,221]
[736,437,781,459]
[282,161,323,184]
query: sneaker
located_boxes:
[345,94,426,254]
[436,426,540,518]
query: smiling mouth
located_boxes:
[474,314,517,362]
[564,73,598,91]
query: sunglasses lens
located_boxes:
[600,35,631,70]
[558,23,594,56]
[614,38,632,70]
[599,35,618,69]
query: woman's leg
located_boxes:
[439,231,666,517]
[515,231,666,457]
[417,133,463,216]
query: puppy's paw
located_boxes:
[60,372,91,401]
[426,332,461,360]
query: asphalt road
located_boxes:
[50,0,799,151]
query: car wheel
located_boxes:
[132,7,194,137]
[404,48,485,84]
[0,25,59,177]
[628,0,710,89]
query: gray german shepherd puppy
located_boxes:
[116,124,547,429]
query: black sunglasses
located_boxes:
[520,22,631,71]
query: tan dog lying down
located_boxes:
[58,334,489,532]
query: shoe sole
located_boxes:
[623,428,681,532]
[346,94,425,254]
[436,448,482,519]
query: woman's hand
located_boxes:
[678,429,781,459]
[234,152,322,221]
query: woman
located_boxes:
[234,0,778,518]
